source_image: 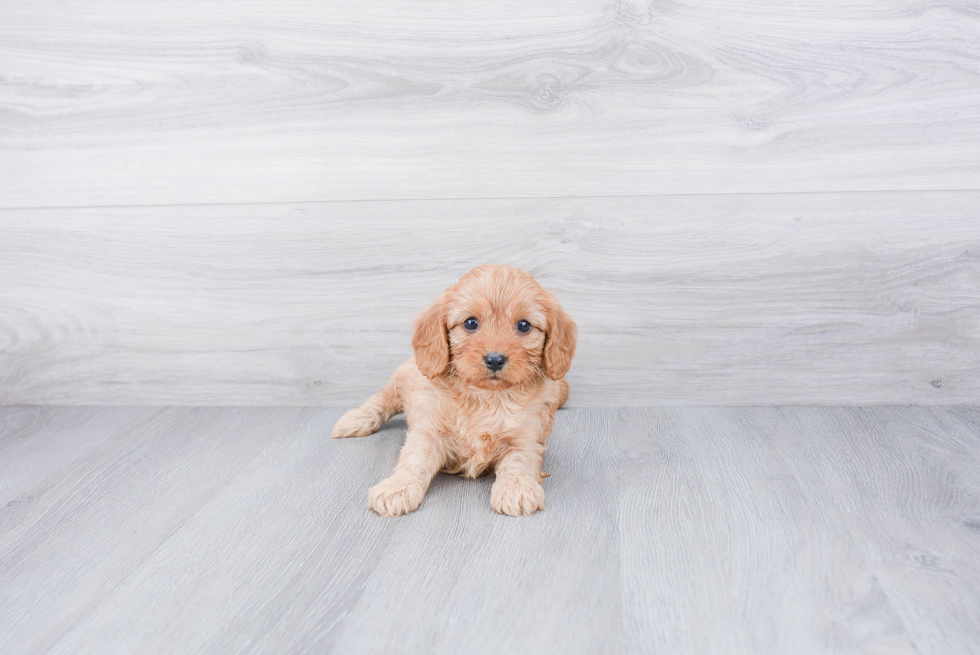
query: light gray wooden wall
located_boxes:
[1,0,978,405]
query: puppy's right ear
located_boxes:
[543,294,577,380]
[412,298,449,379]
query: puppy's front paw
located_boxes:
[331,407,380,439]
[490,476,545,517]
[368,477,425,517]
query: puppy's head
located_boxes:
[412,264,576,389]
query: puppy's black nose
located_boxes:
[484,352,507,372]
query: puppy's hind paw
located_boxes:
[330,406,381,439]
[491,476,545,517]
[368,477,425,517]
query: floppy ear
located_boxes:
[543,296,577,380]
[412,298,450,379]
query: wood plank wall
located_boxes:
[1,0,978,405]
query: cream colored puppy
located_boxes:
[332,264,577,517]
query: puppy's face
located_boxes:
[412,264,576,389]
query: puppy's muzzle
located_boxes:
[483,352,507,372]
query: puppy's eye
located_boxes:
[516,319,531,333]
[463,317,479,331]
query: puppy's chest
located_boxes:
[455,412,511,444]
[443,396,529,474]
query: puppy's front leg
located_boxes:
[369,427,446,517]
[491,442,546,517]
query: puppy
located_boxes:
[331,264,577,517]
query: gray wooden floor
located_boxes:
[2,407,979,654]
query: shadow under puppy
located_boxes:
[332,264,577,517]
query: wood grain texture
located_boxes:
[1,192,977,406]
[1,406,979,653]
[819,407,980,653]
[617,406,980,654]
[0,407,146,509]
[2,0,980,207]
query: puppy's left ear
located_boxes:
[412,296,450,379]
[543,294,577,380]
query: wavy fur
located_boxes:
[331,264,577,517]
